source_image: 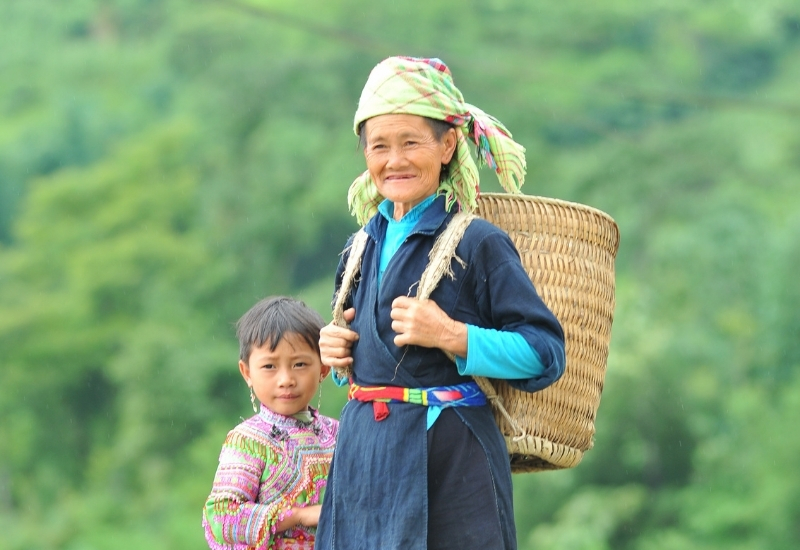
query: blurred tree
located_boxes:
[1,0,799,548]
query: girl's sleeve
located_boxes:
[202,430,292,549]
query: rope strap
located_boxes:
[330,230,369,379]
[417,212,527,440]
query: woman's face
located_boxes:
[363,114,457,220]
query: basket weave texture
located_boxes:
[474,193,620,473]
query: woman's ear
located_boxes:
[238,359,251,385]
[440,128,458,165]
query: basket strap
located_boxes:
[417,213,527,440]
[331,229,369,378]
[472,377,527,440]
[416,212,475,301]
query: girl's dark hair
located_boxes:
[357,117,457,183]
[236,296,326,362]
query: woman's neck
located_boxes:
[384,194,438,222]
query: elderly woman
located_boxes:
[317,57,565,550]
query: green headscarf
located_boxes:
[349,56,526,226]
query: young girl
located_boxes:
[203,296,338,550]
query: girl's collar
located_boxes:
[258,405,316,426]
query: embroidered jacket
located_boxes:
[203,406,338,550]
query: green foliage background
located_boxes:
[1,0,799,548]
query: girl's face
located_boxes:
[239,332,327,416]
[363,114,456,220]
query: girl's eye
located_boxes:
[294,362,308,369]
[262,364,275,369]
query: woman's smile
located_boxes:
[383,173,417,184]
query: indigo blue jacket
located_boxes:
[316,195,565,550]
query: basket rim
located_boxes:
[478,192,620,237]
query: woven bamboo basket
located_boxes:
[474,193,620,473]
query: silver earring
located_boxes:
[316,379,324,411]
[249,385,258,413]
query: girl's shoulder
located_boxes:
[316,413,339,427]
[225,411,338,445]
[230,412,268,433]
[223,415,265,442]
[221,413,258,438]
[224,414,290,449]
[315,413,339,436]
[215,417,281,465]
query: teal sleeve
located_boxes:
[455,325,544,379]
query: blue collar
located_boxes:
[377,194,437,225]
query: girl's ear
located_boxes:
[320,363,331,380]
[238,359,251,385]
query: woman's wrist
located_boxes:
[440,318,468,357]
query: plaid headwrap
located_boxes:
[349,56,526,226]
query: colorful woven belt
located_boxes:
[348,381,487,421]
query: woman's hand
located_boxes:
[319,308,359,369]
[390,297,467,357]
